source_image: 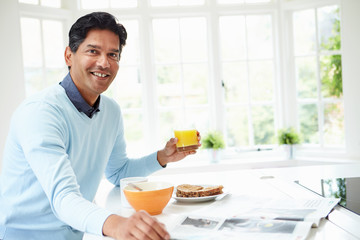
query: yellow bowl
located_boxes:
[123,181,174,215]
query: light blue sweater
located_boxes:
[0,84,162,239]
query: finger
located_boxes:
[167,138,177,148]
[125,234,138,240]
[131,226,152,240]
[142,215,169,238]
[139,212,170,240]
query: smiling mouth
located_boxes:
[91,72,110,78]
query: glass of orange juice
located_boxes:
[174,129,199,152]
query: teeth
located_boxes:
[93,72,107,77]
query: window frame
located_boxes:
[282,0,346,158]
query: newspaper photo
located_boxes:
[170,215,312,240]
[169,194,339,239]
[193,194,339,227]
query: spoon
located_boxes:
[128,182,143,191]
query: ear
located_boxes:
[64,46,73,68]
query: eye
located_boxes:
[109,53,119,60]
[89,49,97,54]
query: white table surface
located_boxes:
[84,160,360,240]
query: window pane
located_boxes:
[318,5,341,51]
[44,69,65,88]
[226,106,249,147]
[324,102,344,145]
[320,55,342,98]
[151,0,177,6]
[81,0,108,9]
[252,105,275,145]
[24,68,42,96]
[293,9,316,55]
[151,0,204,6]
[109,67,142,108]
[123,112,144,155]
[219,16,246,61]
[184,108,210,134]
[299,104,319,144]
[19,0,38,4]
[21,18,42,68]
[245,0,271,2]
[218,0,272,3]
[295,57,317,99]
[111,0,137,8]
[120,20,139,65]
[179,0,204,5]
[107,20,142,108]
[183,64,208,105]
[157,65,182,107]
[223,62,248,103]
[159,110,183,143]
[246,15,273,59]
[249,60,274,102]
[217,0,245,4]
[43,20,64,68]
[180,18,207,62]
[153,19,181,63]
[41,0,61,8]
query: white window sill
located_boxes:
[152,149,359,176]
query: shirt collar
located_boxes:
[59,73,100,118]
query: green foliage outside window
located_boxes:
[278,128,301,145]
[202,131,225,150]
[321,8,342,98]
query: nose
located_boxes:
[97,54,110,68]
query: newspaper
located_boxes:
[169,194,339,240]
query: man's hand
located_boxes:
[157,131,201,167]
[103,211,170,240]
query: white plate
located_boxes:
[173,185,227,203]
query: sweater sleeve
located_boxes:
[104,108,163,186]
[16,102,112,236]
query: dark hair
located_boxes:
[68,12,127,54]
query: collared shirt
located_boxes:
[59,73,100,118]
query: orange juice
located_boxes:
[174,130,198,152]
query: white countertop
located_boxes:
[84,160,360,240]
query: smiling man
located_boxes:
[0,12,199,240]
[65,28,120,106]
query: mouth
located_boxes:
[91,71,110,78]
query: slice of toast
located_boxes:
[176,184,224,198]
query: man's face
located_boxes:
[65,29,120,105]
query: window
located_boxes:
[80,0,137,9]
[18,0,345,158]
[220,14,276,148]
[105,19,145,154]
[20,17,66,96]
[292,5,344,147]
[217,0,272,4]
[153,17,210,142]
[150,0,205,6]
[19,0,61,8]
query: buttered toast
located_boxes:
[176,184,224,197]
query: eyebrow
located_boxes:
[87,44,120,53]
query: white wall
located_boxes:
[342,0,360,159]
[0,0,26,172]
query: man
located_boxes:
[0,12,199,240]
